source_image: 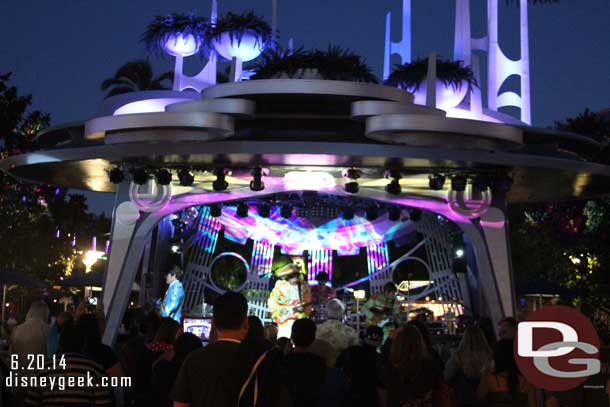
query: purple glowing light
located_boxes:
[213,31,265,62]
[113,98,193,115]
[283,171,336,191]
[163,33,199,57]
[410,80,468,111]
[217,205,401,255]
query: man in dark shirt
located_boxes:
[171,292,249,407]
[283,318,326,407]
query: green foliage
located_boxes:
[101,60,173,98]
[385,58,477,92]
[0,73,110,292]
[0,73,50,158]
[511,108,610,309]
[208,11,273,51]
[555,108,610,164]
[142,12,209,57]
[251,45,378,83]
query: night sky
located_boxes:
[1,0,609,214]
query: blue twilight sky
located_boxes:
[1,0,609,214]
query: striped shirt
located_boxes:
[24,353,113,407]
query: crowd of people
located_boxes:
[2,290,609,407]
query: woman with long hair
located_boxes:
[445,325,492,406]
[477,339,536,407]
[380,325,443,407]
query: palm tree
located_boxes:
[251,45,378,83]
[385,58,476,92]
[101,60,173,98]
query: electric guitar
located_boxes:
[273,301,313,325]
[366,307,393,327]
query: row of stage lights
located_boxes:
[107,166,512,193]
[107,167,262,190]
[206,202,422,222]
[344,169,512,194]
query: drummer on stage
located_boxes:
[310,272,336,322]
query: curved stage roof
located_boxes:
[1,80,609,203]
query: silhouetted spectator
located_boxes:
[337,325,384,407]
[477,339,535,407]
[24,324,113,407]
[171,292,250,406]
[151,333,202,407]
[380,325,444,407]
[445,325,492,407]
[77,313,123,377]
[283,318,326,407]
[497,317,518,341]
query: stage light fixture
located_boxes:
[408,208,422,222]
[280,204,293,218]
[210,204,222,218]
[428,174,445,191]
[343,168,361,194]
[177,169,195,186]
[342,207,355,221]
[250,167,265,191]
[344,181,359,194]
[155,169,172,185]
[451,175,468,192]
[131,168,149,185]
[171,244,182,254]
[212,169,228,191]
[258,204,271,218]
[236,202,248,218]
[473,175,491,191]
[107,167,124,184]
[452,257,467,274]
[365,206,379,221]
[455,248,465,258]
[388,206,401,221]
[495,175,513,192]
[302,191,318,206]
[385,171,402,195]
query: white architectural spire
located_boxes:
[383,0,412,80]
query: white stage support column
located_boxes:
[102,182,140,344]
[479,207,515,317]
[103,182,136,314]
[458,205,515,328]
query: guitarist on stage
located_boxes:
[268,263,312,339]
[362,282,399,328]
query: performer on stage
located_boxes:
[161,265,185,323]
[268,263,312,339]
[310,272,336,322]
[362,282,399,327]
